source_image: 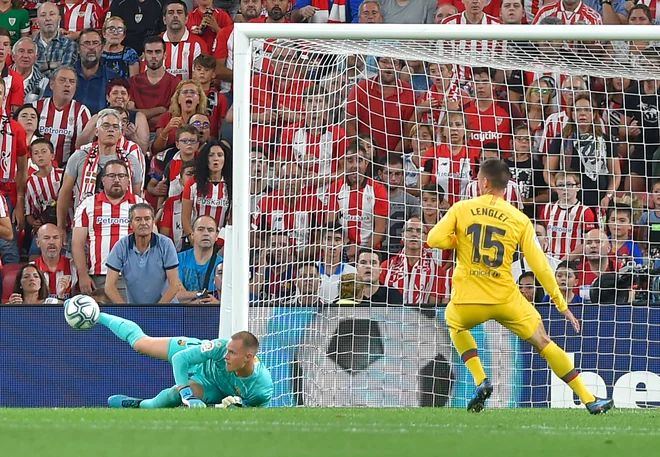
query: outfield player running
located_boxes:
[428,159,613,414]
[95,312,273,408]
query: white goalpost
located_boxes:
[227,23,660,408]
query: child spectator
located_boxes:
[191,54,228,138]
[638,179,660,264]
[160,160,195,252]
[607,204,644,269]
[540,171,597,261]
[542,261,582,304]
[517,271,543,304]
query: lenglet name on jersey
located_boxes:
[470,207,509,223]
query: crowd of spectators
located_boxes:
[0,0,659,306]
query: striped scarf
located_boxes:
[79,142,133,200]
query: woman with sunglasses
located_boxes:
[102,17,140,78]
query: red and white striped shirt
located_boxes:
[532,1,602,24]
[211,25,234,93]
[524,0,550,23]
[462,179,524,210]
[327,177,388,247]
[540,202,597,258]
[160,194,183,251]
[74,191,142,275]
[25,167,63,217]
[0,113,29,204]
[33,255,77,298]
[380,248,448,305]
[422,144,479,205]
[539,109,570,155]
[162,29,207,80]
[2,66,24,114]
[61,0,104,32]
[118,136,144,176]
[440,12,503,82]
[182,178,230,229]
[279,124,347,178]
[36,98,91,165]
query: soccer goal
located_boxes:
[227,23,660,408]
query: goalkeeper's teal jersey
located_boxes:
[174,338,274,407]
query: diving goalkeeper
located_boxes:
[95,312,273,408]
[428,159,613,414]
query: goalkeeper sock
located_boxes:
[540,341,596,405]
[450,328,487,386]
[139,387,182,409]
[98,312,146,348]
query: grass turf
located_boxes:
[0,408,658,457]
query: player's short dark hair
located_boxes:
[231,331,259,353]
[14,264,50,301]
[180,160,195,177]
[556,260,578,273]
[303,83,328,98]
[607,204,633,223]
[13,104,38,122]
[471,67,497,80]
[386,153,404,167]
[164,0,188,15]
[193,54,216,70]
[518,271,535,284]
[103,159,128,175]
[346,140,367,157]
[143,36,166,51]
[533,219,547,232]
[478,159,511,190]
[30,138,55,154]
[482,143,501,158]
[78,28,103,46]
[421,183,445,203]
[0,27,11,41]
[357,248,382,263]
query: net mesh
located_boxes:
[243,35,660,408]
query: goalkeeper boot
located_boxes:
[467,378,493,413]
[108,394,143,408]
[586,398,614,415]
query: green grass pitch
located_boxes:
[1,408,658,457]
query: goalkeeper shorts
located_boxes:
[166,337,225,404]
[445,294,542,340]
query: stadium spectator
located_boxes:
[60,0,104,40]
[381,217,448,305]
[606,204,644,269]
[153,80,207,153]
[611,6,653,67]
[638,179,660,262]
[36,66,91,165]
[438,0,502,19]
[102,17,141,79]
[421,112,479,205]
[162,0,207,80]
[434,4,458,22]
[356,249,403,305]
[190,113,213,144]
[400,60,431,95]
[540,171,597,261]
[0,27,24,114]
[0,0,29,45]
[249,0,292,24]
[279,84,347,188]
[542,261,582,304]
[532,0,602,24]
[58,109,144,229]
[604,77,631,145]
[177,214,223,301]
[583,0,626,24]
[379,0,436,23]
[504,123,549,218]
[318,222,356,304]
[465,67,512,153]
[6,263,52,304]
[181,140,232,246]
[404,123,434,191]
[512,221,562,282]
[346,56,415,154]
[382,154,420,258]
[13,104,40,149]
[250,231,296,305]
[336,272,365,305]
[576,229,617,299]
[295,262,321,307]
[11,37,47,104]
[500,0,524,24]
[517,271,543,304]
[191,54,228,138]
[0,78,27,264]
[71,159,143,295]
[623,68,660,193]
[327,142,388,260]
[160,160,195,251]
[518,78,555,151]
[148,125,199,203]
[249,147,269,216]
[420,183,447,235]
[106,203,182,304]
[109,0,165,56]
[291,0,346,22]
[32,223,76,298]
[548,94,619,208]
[252,162,323,252]
[128,36,180,134]
[462,144,523,209]
[34,2,78,79]
[416,63,463,126]
[24,139,64,242]
[187,0,232,51]
[69,28,120,115]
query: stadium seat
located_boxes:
[2,263,26,302]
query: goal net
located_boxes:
[231,24,660,408]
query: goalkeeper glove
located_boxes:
[178,386,206,408]
[216,396,243,408]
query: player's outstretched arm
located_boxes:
[427,205,458,250]
[170,344,220,408]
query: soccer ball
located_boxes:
[64,295,100,330]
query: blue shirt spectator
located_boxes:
[106,232,180,304]
[582,0,627,21]
[33,2,78,78]
[72,61,120,115]
[178,248,224,293]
